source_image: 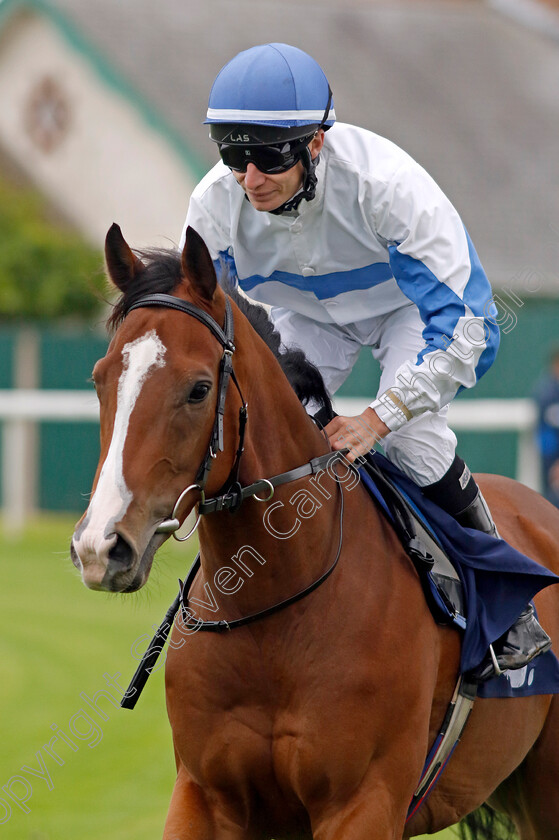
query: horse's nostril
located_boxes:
[108,534,133,567]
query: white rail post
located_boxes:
[517,427,541,492]
[2,418,31,536]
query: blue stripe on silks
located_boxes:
[214,251,239,287]
[464,232,500,380]
[238,261,394,299]
[388,228,499,383]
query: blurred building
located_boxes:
[0,0,558,513]
[0,0,202,248]
[0,0,557,278]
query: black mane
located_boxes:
[107,247,333,417]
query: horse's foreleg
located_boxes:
[309,781,409,840]
[162,765,214,840]
[163,764,258,840]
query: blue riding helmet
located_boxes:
[206,43,335,136]
[205,44,335,212]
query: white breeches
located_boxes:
[271,303,457,487]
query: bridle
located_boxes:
[121,290,347,700]
[128,292,248,539]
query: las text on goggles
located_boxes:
[218,136,313,174]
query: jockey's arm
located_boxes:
[349,161,499,449]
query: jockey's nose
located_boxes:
[244,162,266,187]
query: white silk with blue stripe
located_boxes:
[183,122,499,431]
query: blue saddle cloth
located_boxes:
[362,452,559,699]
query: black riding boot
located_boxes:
[424,455,552,682]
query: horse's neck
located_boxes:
[197,327,338,613]
[231,308,329,485]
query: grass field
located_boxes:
[1,516,459,839]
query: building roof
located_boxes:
[4,0,559,290]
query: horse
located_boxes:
[71,223,559,840]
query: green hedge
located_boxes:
[0,177,105,322]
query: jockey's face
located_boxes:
[231,131,324,212]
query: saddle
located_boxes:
[358,453,467,631]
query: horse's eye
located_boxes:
[188,382,211,404]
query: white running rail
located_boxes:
[0,391,541,533]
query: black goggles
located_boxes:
[218,137,312,174]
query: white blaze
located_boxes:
[74,330,166,560]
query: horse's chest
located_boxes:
[173,701,358,827]
[166,638,380,813]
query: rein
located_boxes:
[178,474,344,634]
[121,291,347,708]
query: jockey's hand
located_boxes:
[325,407,390,463]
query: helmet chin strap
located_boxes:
[269,147,319,215]
[268,85,331,215]
[250,86,331,215]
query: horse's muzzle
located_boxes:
[71,528,148,592]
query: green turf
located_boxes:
[0,515,198,839]
[0,516,461,839]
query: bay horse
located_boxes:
[71,223,559,840]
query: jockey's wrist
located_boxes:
[361,407,390,440]
[369,393,411,432]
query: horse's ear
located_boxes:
[181,226,217,302]
[105,223,145,292]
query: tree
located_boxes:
[0,177,106,322]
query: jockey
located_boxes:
[181,42,550,680]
